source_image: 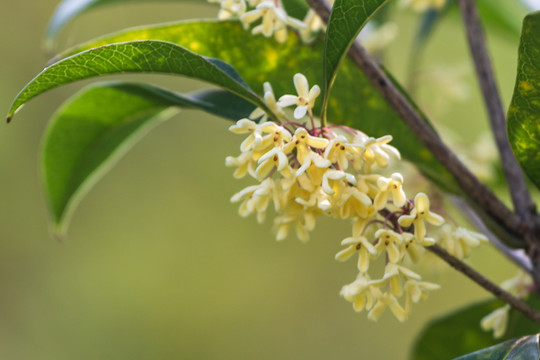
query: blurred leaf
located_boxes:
[321,0,388,120]
[7,40,271,122]
[281,0,310,20]
[454,334,540,360]
[42,81,254,235]
[475,0,527,38]
[411,298,540,360]
[22,20,460,193]
[507,11,540,193]
[45,0,183,50]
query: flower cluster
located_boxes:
[226,73,487,322]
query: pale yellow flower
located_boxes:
[240,1,305,43]
[438,224,487,259]
[249,82,286,122]
[335,236,379,273]
[277,73,321,119]
[404,279,440,304]
[368,288,408,322]
[321,170,357,196]
[398,193,444,241]
[324,135,364,171]
[283,128,329,163]
[481,305,510,339]
[340,274,377,312]
[374,172,407,209]
[374,229,403,264]
[255,147,291,179]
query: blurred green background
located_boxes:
[0,1,531,359]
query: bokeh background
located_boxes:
[0,1,536,359]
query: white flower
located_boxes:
[277,73,321,119]
[400,0,446,12]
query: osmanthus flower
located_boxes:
[230,178,274,222]
[229,119,290,152]
[324,135,364,171]
[321,169,357,196]
[368,287,408,322]
[400,232,435,263]
[354,134,401,170]
[335,235,379,273]
[255,147,292,179]
[381,262,422,297]
[374,229,404,264]
[249,82,286,122]
[277,73,321,119]
[373,172,406,209]
[481,271,533,338]
[481,305,510,339]
[398,192,444,241]
[283,128,329,163]
[438,224,487,260]
[240,1,305,43]
[225,151,257,179]
[340,274,378,312]
[337,186,373,219]
[404,280,440,308]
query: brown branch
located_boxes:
[428,244,540,325]
[305,0,524,238]
[457,0,535,223]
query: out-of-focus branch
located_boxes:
[457,0,535,224]
[429,244,540,324]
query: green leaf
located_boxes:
[508,11,540,193]
[7,39,272,122]
[42,81,255,235]
[321,0,388,122]
[281,0,310,20]
[411,298,540,360]
[16,20,460,194]
[454,335,540,360]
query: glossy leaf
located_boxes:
[7,40,272,122]
[508,11,540,192]
[321,0,388,121]
[42,81,255,235]
[454,334,540,360]
[412,298,540,360]
[17,20,460,194]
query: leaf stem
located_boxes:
[305,0,524,239]
[456,0,536,225]
[428,244,540,325]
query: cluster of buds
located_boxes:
[226,73,488,322]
